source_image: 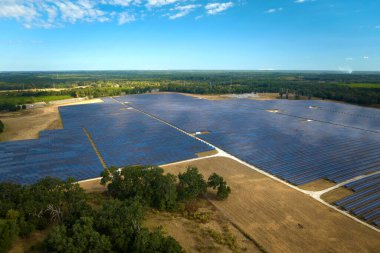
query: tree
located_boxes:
[177,167,207,201]
[100,166,178,211]
[44,217,112,253]
[207,173,231,200]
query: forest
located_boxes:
[0,71,379,110]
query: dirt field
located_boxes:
[162,157,380,253]
[0,98,102,142]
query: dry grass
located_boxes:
[196,150,219,157]
[144,199,261,253]
[299,179,336,191]
[163,157,380,253]
[0,98,102,142]
[321,187,354,204]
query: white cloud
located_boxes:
[146,0,180,8]
[294,0,315,3]
[363,56,369,59]
[0,0,238,28]
[118,11,135,24]
[169,4,200,20]
[205,2,234,15]
[266,8,283,14]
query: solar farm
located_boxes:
[0,93,380,229]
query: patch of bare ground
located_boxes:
[163,157,380,253]
[299,179,336,191]
[0,98,103,142]
[144,199,261,253]
[79,178,106,192]
[321,187,354,204]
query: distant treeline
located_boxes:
[0,71,379,108]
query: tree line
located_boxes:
[0,165,231,253]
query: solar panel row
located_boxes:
[114,94,380,186]
[335,174,380,228]
[0,97,214,184]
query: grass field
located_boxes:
[0,95,73,105]
[339,83,380,89]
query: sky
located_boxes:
[0,0,379,71]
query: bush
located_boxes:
[207,173,231,200]
[0,120,4,133]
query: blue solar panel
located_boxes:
[0,97,213,184]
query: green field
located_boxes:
[339,83,380,89]
[0,95,72,105]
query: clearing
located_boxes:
[0,98,102,142]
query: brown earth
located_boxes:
[162,157,380,253]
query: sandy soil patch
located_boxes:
[0,98,103,142]
[321,187,354,204]
[163,157,380,253]
[299,179,336,191]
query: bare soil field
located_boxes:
[163,157,380,253]
[0,98,102,142]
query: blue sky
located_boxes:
[0,0,379,71]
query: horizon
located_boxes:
[1,0,380,71]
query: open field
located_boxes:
[0,98,103,142]
[163,157,380,253]
[0,106,62,141]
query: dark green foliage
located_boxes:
[44,217,112,253]
[131,227,184,253]
[0,220,19,253]
[95,199,145,251]
[177,167,207,201]
[0,120,4,133]
[101,166,178,211]
[207,173,231,200]
[0,177,91,251]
